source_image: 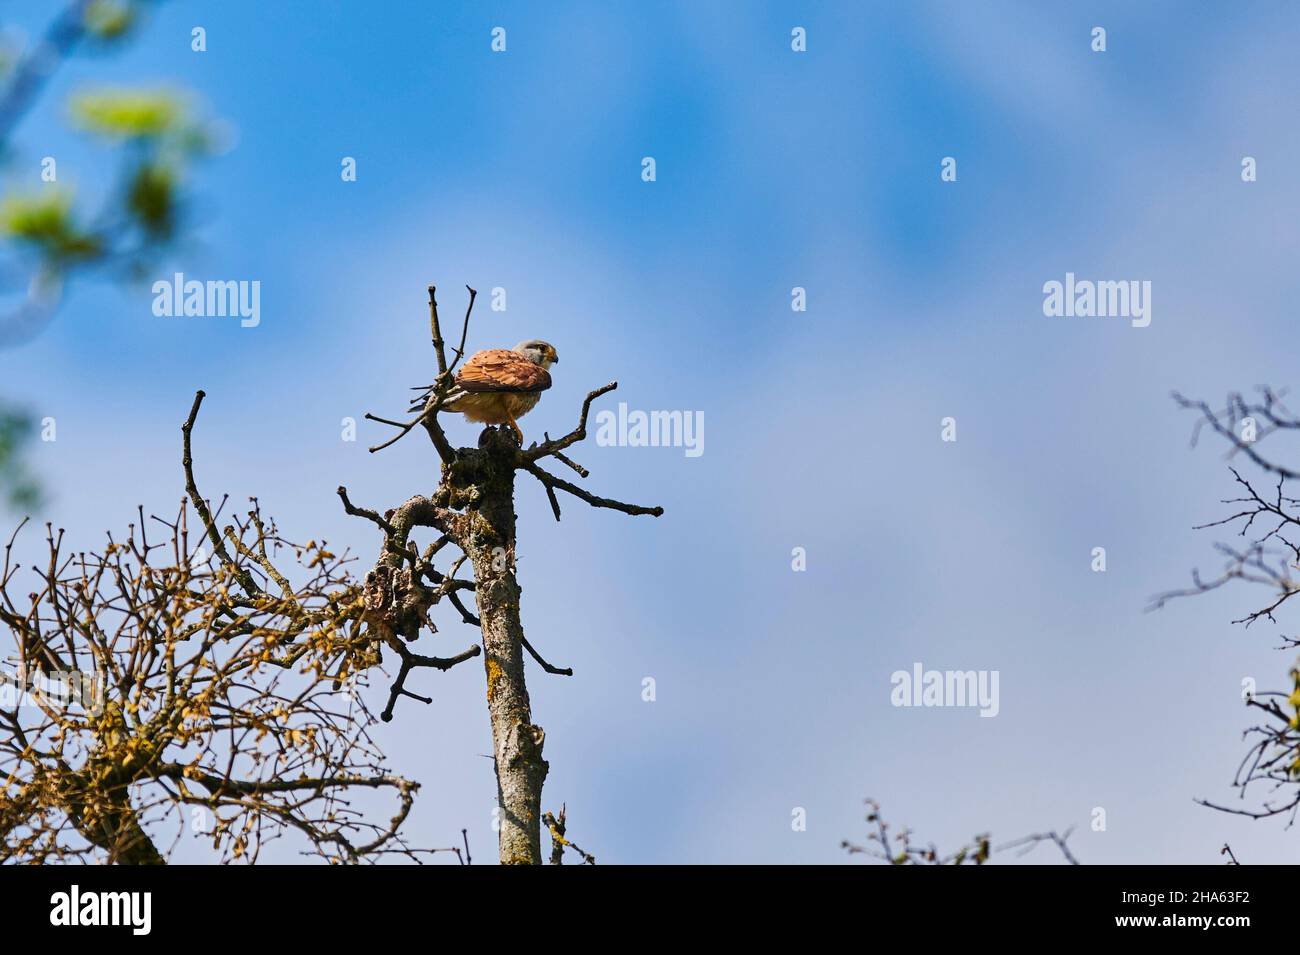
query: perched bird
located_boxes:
[412,339,558,445]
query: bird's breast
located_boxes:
[508,392,543,418]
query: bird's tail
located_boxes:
[408,385,432,414]
[409,384,466,414]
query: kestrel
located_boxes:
[412,339,558,445]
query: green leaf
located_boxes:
[126,162,177,237]
[70,88,183,139]
[83,0,136,40]
[0,190,102,263]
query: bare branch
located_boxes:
[1156,388,1300,830]
[521,461,663,519]
[843,800,1078,866]
[523,382,618,463]
[521,634,572,677]
[448,285,476,373]
[429,284,448,377]
[1172,390,1300,481]
[336,486,396,537]
[380,642,481,723]
[998,829,1080,865]
[364,406,438,455]
[181,390,262,598]
[544,805,595,865]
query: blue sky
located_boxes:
[4,1,1300,863]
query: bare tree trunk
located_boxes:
[59,771,165,865]
[454,429,548,864]
[100,799,166,865]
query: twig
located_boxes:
[381,642,482,723]
[544,806,595,865]
[997,829,1080,865]
[521,634,572,677]
[448,286,476,372]
[337,486,396,536]
[523,382,618,463]
[181,390,262,598]
[429,285,447,377]
[521,461,663,519]
[365,407,437,455]
[446,590,480,627]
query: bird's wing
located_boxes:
[454,349,552,394]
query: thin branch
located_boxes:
[544,806,595,865]
[1173,391,1300,480]
[540,480,562,522]
[380,642,481,723]
[365,406,437,455]
[542,433,590,479]
[521,461,663,519]
[521,634,572,677]
[844,800,1082,865]
[336,486,396,536]
[181,390,262,598]
[429,285,448,377]
[448,285,476,373]
[997,828,1080,865]
[446,590,480,627]
[523,382,618,463]
[1157,388,1300,832]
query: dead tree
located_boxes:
[350,285,662,864]
[1150,387,1300,826]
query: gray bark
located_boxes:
[448,428,548,864]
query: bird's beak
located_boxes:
[551,353,559,364]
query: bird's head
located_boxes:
[515,339,559,369]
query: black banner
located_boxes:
[0,863,1282,941]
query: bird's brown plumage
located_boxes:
[409,344,556,445]
[429,348,555,444]
[454,349,552,394]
